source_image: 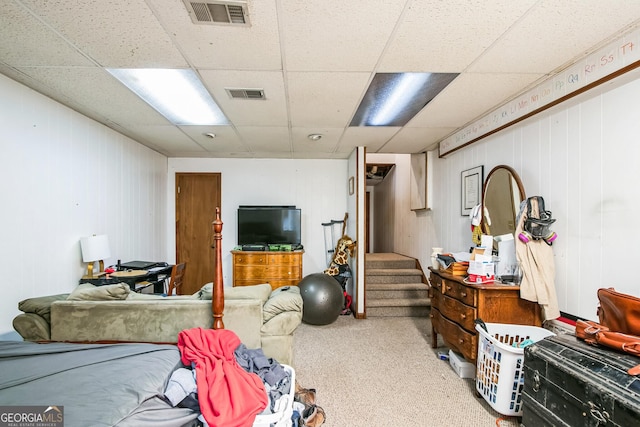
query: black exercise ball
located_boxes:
[298,273,344,325]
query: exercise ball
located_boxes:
[298,273,344,325]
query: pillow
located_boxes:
[262,286,303,323]
[193,283,213,300]
[18,294,69,322]
[67,283,131,301]
[224,283,272,304]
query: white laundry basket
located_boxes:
[475,322,555,416]
[253,364,295,427]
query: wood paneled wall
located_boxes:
[0,74,167,336]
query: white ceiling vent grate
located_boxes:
[184,1,250,26]
[226,88,266,100]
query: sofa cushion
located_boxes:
[192,283,213,300]
[13,313,52,341]
[224,284,272,304]
[197,282,272,304]
[262,286,302,323]
[50,299,263,349]
[67,283,131,301]
[18,294,69,322]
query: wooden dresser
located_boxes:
[429,268,541,362]
[231,250,303,290]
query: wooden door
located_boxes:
[175,173,221,295]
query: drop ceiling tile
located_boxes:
[291,127,342,153]
[337,127,401,155]
[149,0,282,69]
[18,0,187,67]
[235,127,292,152]
[126,125,206,153]
[0,2,94,67]
[470,1,640,74]
[379,127,454,154]
[408,72,543,128]
[287,72,370,127]
[178,125,248,153]
[279,0,406,71]
[200,70,288,126]
[15,66,170,126]
[378,0,537,72]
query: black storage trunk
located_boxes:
[522,333,640,427]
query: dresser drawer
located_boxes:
[429,272,443,293]
[234,265,301,280]
[234,253,268,265]
[441,279,477,306]
[431,308,477,362]
[234,279,298,289]
[438,293,477,332]
[268,253,302,266]
[430,287,442,307]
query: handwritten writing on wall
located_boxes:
[439,26,640,157]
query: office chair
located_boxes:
[166,263,186,296]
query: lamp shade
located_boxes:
[80,234,111,262]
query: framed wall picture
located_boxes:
[461,166,483,216]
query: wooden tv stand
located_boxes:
[232,250,304,290]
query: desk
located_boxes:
[80,265,173,294]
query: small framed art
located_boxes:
[461,166,483,216]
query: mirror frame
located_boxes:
[480,165,526,235]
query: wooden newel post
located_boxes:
[212,207,225,330]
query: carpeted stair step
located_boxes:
[366,283,429,300]
[365,268,424,284]
[365,258,417,270]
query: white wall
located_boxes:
[0,74,168,337]
[387,69,640,322]
[167,158,349,286]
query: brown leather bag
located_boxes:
[575,319,640,375]
[575,288,640,375]
[597,288,640,335]
[575,319,605,344]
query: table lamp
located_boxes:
[80,234,111,278]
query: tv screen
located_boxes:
[237,206,301,245]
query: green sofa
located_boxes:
[12,282,303,366]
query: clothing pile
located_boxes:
[164,327,293,427]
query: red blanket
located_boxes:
[177,328,267,427]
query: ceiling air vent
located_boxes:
[184,1,250,26]
[226,88,266,100]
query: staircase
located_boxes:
[365,253,430,317]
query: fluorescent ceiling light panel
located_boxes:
[350,72,459,127]
[107,68,228,125]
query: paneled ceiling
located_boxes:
[2,0,640,159]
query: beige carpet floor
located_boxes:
[292,315,520,427]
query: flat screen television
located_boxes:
[237,206,301,245]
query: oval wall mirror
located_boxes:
[481,165,526,238]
